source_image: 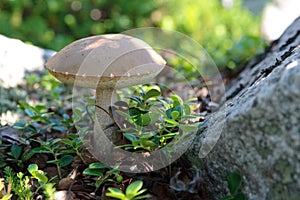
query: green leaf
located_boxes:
[172,105,183,115]
[83,168,103,176]
[13,120,26,129]
[166,106,182,119]
[140,131,156,139]
[47,159,59,164]
[170,94,183,106]
[49,138,63,145]
[143,89,161,101]
[89,162,109,169]
[124,133,138,142]
[0,194,13,200]
[138,86,146,97]
[52,125,67,132]
[171,110,180,120]
[18,101,31,110]
[133,188,148,197]
[22,149,36,161]
[148,112,161,123]
[159,132,178,139]
[10,145,22,159]
[59,155,73,167]
[115,110,131,119]
[132,140,139,147]
[60,149,75,154]
[129,96,143,105]
[28,164,39,174]
[179,124,198,133]
[164,119,179,126]
[25,108,36,117]
[106,168,120,175]
[67,133,78,139]
[60,139,73,146]
[0,161,6,168]
[140,113,151,126]
[227,172,243,195]
[43,183,56,199]
[129,107,148,117]
[221,195,233,200]
[140,139,156,148]
[35,104,46,113]
[31,147,51,154]
[157,99,170,110]
[126,180,143,196]
[133,115,143,127]
[134,194,152,199]
[35,172,48,184]
[233,193,247,200]
[106,187,126,199]
[84,96,96,105]
[73,107,83,117]
[183,104,191,115]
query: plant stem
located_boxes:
[76,149,86,164]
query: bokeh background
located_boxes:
[0,0,267,70]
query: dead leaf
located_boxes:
[0,126,21,144]
[58,167,77,190]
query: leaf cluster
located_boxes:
[116,85,200,152]
[83,162,123,193]
[0,164,56,200]
[106,180,151,200]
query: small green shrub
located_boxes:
[2,165,56,200]
[83,162,123,192]
[27,164,56,199]
[115,85,200,152]
[4,166,33,200]
[106,180,151,200]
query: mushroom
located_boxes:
[46,34,166,141]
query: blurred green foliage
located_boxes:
[0,0,157,50]
[0,0,266,69]
[157,0,267,69]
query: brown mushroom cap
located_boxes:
[46,34,166,89]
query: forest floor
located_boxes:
[0,68,234,200]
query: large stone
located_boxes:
[0,34,55,87]
[186,17,300,199]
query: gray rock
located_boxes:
[186,17,300,199]
[0,34,55,87]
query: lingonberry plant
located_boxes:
[115,85,201,152]
[106,180,151,200]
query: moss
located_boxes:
[255,146,272,159]
[262,124,280,135]
[267,183,300,200]
[274,159,294,184]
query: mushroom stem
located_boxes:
[95,88,119,142]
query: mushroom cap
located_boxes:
[46,34,166,89]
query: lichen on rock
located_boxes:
[186,16,300,200]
